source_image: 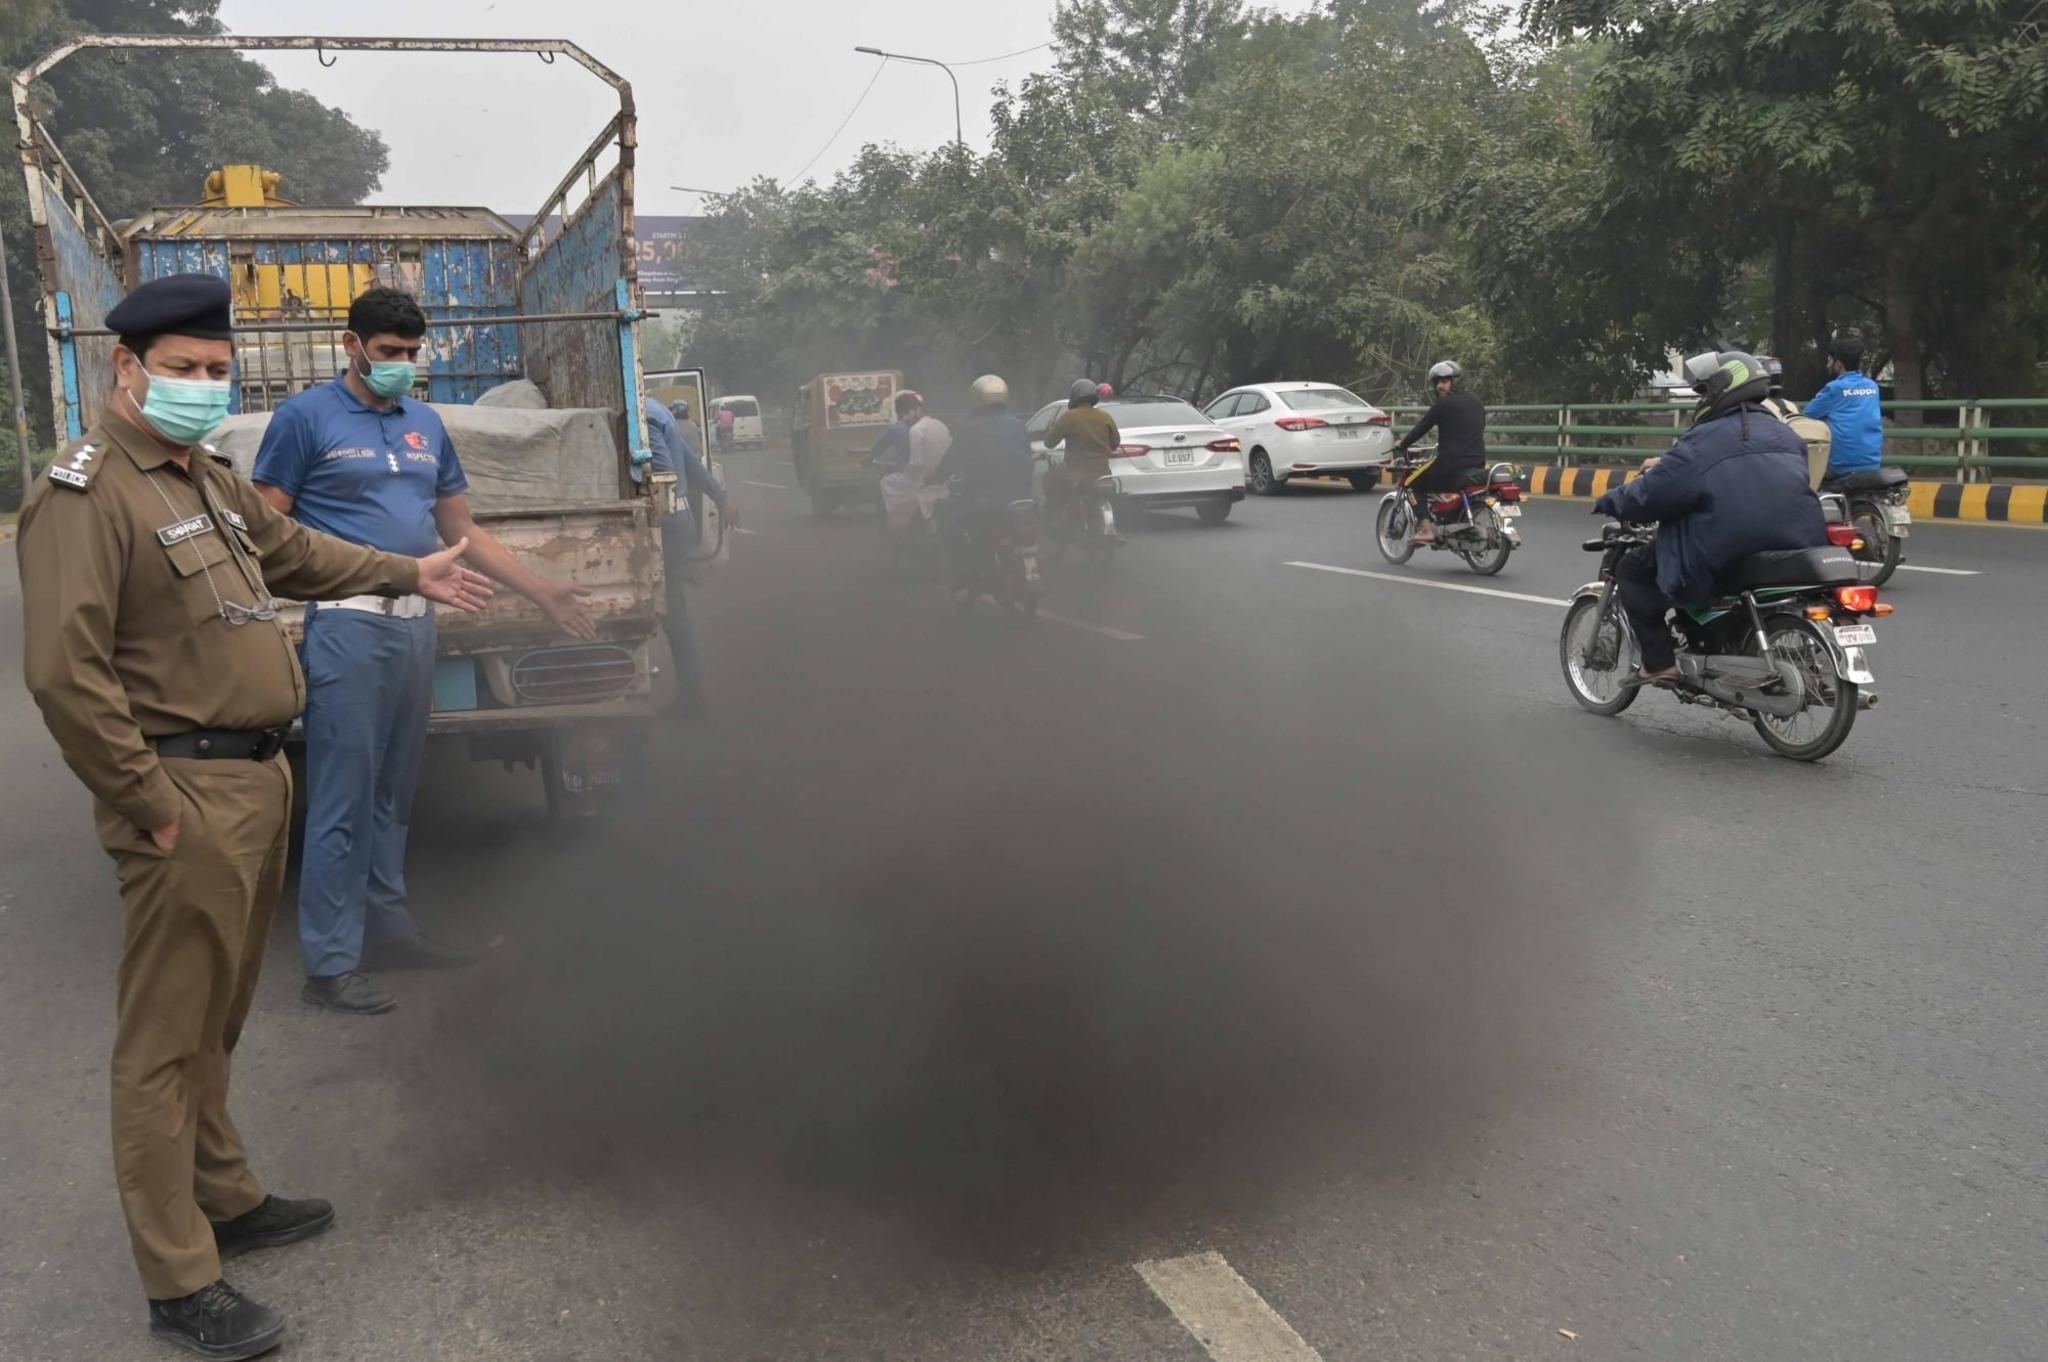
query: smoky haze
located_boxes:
[377,501,1647,1294]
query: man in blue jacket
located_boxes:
[1804,334,1884,480]
[932,374,1034,605]
[1595,352,1827,685]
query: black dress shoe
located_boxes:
[148,1280,284,1360]
[364,933,478,970]
[302,971,396,1014]
[212,1194,334,1257]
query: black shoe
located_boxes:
[147,1281,284,1361]
[301,971,396,1014]
[363,933,478,971]
[212,1194,334,1258]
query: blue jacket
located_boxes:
[1596,404,1827,605]
[645,397,726,554]
[1804,370,1883,474]
[934,408,1034,511]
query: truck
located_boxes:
[11,34,677,815]
[791,370,901,516]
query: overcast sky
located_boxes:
[215,0,1315,217]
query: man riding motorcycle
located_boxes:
[1391,360,1487,544]
[877,389,951,547]
[932,375,1035,603]
[1041,377,1121,518]
[1804,333,1884,484]
[1593,352,1828,687]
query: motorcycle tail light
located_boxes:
[1494,483,1522,502]
[1825,524,1864,549]
[1835,585,1878,613]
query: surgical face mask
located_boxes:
[346,334,421,400]
[128,371,233,445]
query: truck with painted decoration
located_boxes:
[11,34,675,815]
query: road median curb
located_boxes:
[1520,466,2048,524]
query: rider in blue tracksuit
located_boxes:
[1803,335,1884,481]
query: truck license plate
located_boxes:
[1165,449,1196,466]
[1834,624,1876,647]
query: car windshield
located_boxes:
[1104,397,1210,426]
[1280,387,1369,412]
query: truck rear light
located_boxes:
[1207,437,1241,452]
[1275,417,1328,432]
[1113,443,1151,458]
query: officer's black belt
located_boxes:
[151,728,289,761]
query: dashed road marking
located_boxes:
[742,480,791,491]
[1892,563,1981,576]
[1136,1251,1325,1362]
[1037,610,1146,640]
[732,526,760,536]
[1286,560,1571,608]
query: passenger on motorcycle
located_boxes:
[1593,352,1828,687]
[1759,355,1832,486]
[878,389,951,539]
[1804,334,1884,481]
[1391,360,1487,544]
[868,394,916,473]
[933,375,1035,602]
[1041,377,1121,517]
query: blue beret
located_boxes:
[106,273,234,340]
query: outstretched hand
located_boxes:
[416,537,495,613]
[537,579,599,642]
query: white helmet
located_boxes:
[1428,360,1463,384]
[971,374,1009,406]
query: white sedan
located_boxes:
[1025,394,1246,523]
[1202,382,1395,495]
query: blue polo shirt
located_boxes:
[252,374,468,557]
[1804,370,1884,475]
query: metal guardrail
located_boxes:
[1387,400,2048,481]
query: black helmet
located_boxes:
[1683,351,1769,420]
[1760,354,1785,393]
[1067,378,1100,406]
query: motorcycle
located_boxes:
[1374,455,1523,575]
[1821,467,1912,585]
[1558,520,1887,761]
[945,482,1043,617]
[1037,450,1119,569]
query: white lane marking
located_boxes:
[1136,1252,1325,1362]
[1286,560,1571,608]
[1893,563,1981,576]
[742,479,791,490]
[1037,609,1146,640]
[732,526,760,536]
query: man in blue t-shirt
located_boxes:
[253,288,595,1016]
[1804,334,1885,479]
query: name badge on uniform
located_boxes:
[156,514,214,546]
[222,509,249,532]
[48,464,90,489]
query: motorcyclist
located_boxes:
[877,389,951,549]
[1593,352,1827,687]
[1041,378,1121,522]
[868,390,918,473]
[1804,333,1883,483]
[1391,360,1487,544]
[932,375,1034,602]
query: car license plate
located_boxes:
[1337,426,1360,440]
[1834,624,1876,647]
[1165,448,1196,466]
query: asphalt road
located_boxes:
[2,457,2043,1362]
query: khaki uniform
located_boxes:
[17,407,419,1299]
[1043,404,1121,497]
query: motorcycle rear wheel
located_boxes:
[1750,616,1858,761]
[1559,596,1638,715]
[1460,505,1512,576]
[1375,496,1417,564]
[1851,498,1903,586]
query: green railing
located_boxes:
[1387,399,2048,481]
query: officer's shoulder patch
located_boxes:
[46,440,102,491]
[200,442,234,470]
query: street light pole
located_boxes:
[0,215,34,503]
[854,46,963,146]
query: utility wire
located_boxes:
[946,40,1055,66]
[788,57,891,184]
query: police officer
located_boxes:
[16,274,492,1359]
